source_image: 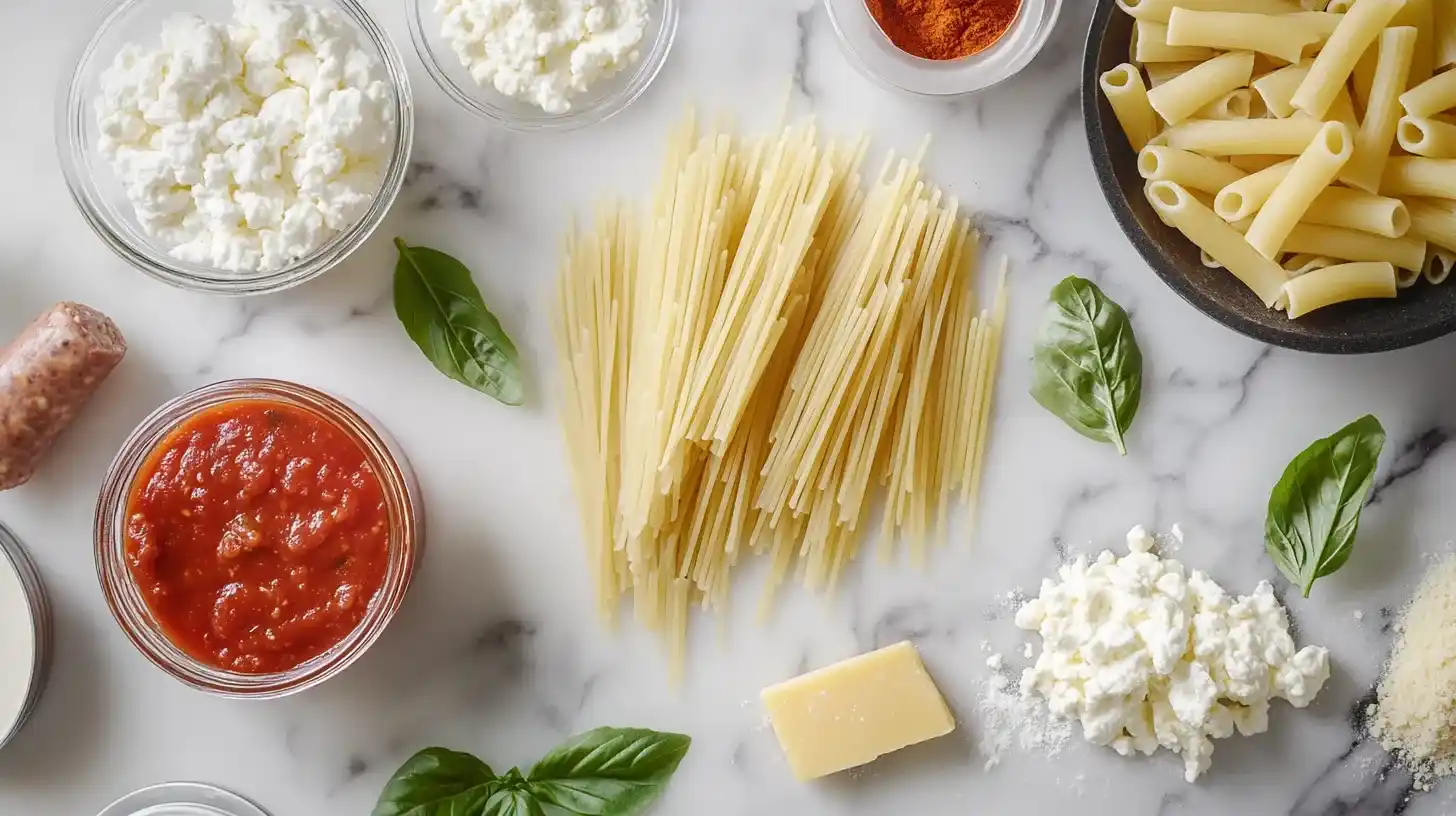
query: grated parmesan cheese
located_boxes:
[1369,556,1456,790]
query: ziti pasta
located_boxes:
[1101,0,1456,318]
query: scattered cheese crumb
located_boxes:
[987,653,1004,670]
[1023,643,1035,659]
[1369,556,1456,790]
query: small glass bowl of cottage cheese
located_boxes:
[58,0,415,295]
[408,0,678,131]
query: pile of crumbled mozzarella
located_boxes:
[95,0,395,273]
[1014,526,1331,782]
[438,0,650,114]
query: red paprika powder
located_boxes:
[866,0,1023,61]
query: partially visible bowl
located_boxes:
[408,0,678,131]
[824,0,1063,97]
[1083,0,1456,354]
[58,0,414,296]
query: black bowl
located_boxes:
[1082,0,1456,353]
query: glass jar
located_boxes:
[823,0,1063,97]
[94,379,423,698]
[57,0,415,295]
[0,522,52,751]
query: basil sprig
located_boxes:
[1265,414,1385,597]
[373,728,691,816]
[1030,276,1143,455]
[394,239,524,406]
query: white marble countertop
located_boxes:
[2,0,1454,814]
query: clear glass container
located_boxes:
[0,522,51,751]
[823,0,1063,96]
[57,0,415,296]
[94,379,423,698]
[407,0,678,131]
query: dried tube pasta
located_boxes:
[1341,27,1417,193]
[1145,51,1254,125]
[1245,121,1354,258]
[1117,0,1301,22]
[1439,1,1456,69]
[1194,89,1255,121]
[1253,62,1313,118]
[1397,116,1456,158]
[1290,0,1405,118]
[1405,197,1456,253]
[1146,180,1290,306]
[1165,9,1323,64]
[1164,118,1324,155]
[1214,159,1297,221]
[1301,187,1411,237]
[1281,261,1398,317]
[1381,157,1456,199]
[1134,21,1219,63]
[1425,247,1456,283]
[1389,0,1434,86]
[1138,145,1247,193]
[1145,61,1202,87]
[1282,253,1340,275]
[1230,154,1291,172]
[1281,222,1429,269]
[1401,68,1456,118]
[1101,64,1160,150]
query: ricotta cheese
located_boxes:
[95,0,395,274]
[1014,526,1331,782]
[437,0,650,114]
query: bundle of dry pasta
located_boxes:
[553,113,1008,667]
[1104,0,1456,317]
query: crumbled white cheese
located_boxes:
[1014,525,1330,782]
[437,0,650,114]
[986,653,1004,670]
[1022,642,1034,659]
[95,0,394,273]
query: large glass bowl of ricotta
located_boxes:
[58,0,414,296]
[408,0,678,131]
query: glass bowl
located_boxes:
[408,0,678,131]
[94,379,424,698]
[57,0,415,296]
[823,0,1063,96]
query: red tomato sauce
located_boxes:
[125,400,390,674]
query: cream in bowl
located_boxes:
[60,0,414,294]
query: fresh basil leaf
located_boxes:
[527,727,691,816]
[1265,414,1385,597]
[484,788,546,816]
[1030,276,1143,455]
[372,747,501,816]
[394,239,524,405]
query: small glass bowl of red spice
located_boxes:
[94,379,423,698]
[824,0,1063,97]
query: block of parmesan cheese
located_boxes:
[760,640,955,780]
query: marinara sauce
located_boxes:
[124,400,390,674]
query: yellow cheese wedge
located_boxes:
[760,640,955,780]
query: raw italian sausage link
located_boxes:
[0,303,126,490]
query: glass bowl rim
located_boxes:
[93,378,423,698]
[406,0,679,132]
[56,0,416,296]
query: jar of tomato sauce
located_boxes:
[94,379,422,698]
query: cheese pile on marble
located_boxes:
[95,0,395,273]
[1014,526,1331,782]
[1368,556,1456,791]
[438,0,649,113]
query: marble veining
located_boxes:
[4,0,1456,814]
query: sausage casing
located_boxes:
[0,303,126,490]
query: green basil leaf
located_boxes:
[394,239,524,405]
[483,788,546,816]
[1265,414,1385,597]
[526,727,691,816]
[1030,276,1143,455]
[372,747,501,816]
